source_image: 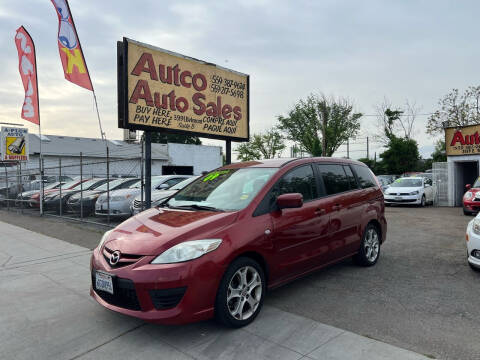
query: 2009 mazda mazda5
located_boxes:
[91,157,386,327]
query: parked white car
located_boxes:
[131,176,199,215]
[94,175,191,218]
[384,177,434,206]
[465,215,480,271]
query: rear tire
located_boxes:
[354,224,381,267]
[215,257,266,328]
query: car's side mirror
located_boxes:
[277,193,303,210]
[158,183,169,190]
[466,184,472,190]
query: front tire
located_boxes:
[354,224,381,266]
[420,195,426,207]
[215,257,265,328]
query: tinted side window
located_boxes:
[343,165,358,189]
[275,165,318,201]
[317,164,350,195]
[353,165,376,189]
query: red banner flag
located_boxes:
[51,0,93,90]
[15,26,40,125]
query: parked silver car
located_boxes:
[94,175,191,218]
[131,176,199,215]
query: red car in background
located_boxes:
[91,158,387,327]
[463,177,480,215]
[29,178,89,208]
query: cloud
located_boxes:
[0,0,479,158]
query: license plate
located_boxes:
[95,271,113,294]
[395,197,402,200]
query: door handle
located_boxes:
[332,204,342,211]
[314,208,326,216]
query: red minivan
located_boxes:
[91,158,386,327]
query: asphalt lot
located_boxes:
[0,206,478,359]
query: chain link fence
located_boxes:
[0,151,144,227]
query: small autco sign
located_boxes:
[1,127,29,162]
[117,38,249,142]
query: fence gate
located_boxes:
[433,162,449,206]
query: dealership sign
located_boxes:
[445,123,480,156]
[117,38,249,141]
[1,127,29,162]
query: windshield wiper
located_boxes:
[171,204,223,212]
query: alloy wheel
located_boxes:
[227,266,262,321]
[364,228,380,262]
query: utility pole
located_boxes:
[322,114,327,157]
[347,139,350,159]
[367,136,369,159]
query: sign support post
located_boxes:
[145,131,152,209]
[226,140,232,165]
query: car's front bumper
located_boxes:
[67,199,96,214]
[90,246,224,324]
[384,194,421,204]
[95,200,132,217]
[466,221,480,268]
[463,200,480,213]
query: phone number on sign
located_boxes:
[210,84,244,98]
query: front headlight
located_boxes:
[464,191,474,200]
[409,191,419,195]
[151,239,222,264]
[98,230,113,249]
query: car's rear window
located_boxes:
[352,165,376,189]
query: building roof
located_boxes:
[28,134,168,160]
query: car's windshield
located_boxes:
[71,179,103,190]
[171,176,198,190]
[60,179,79,189]
[390,178,422,187]
[473,177,480,188]
[129,177,167,189]
[166,168,277,211]
[95,179,130,191]
[45,182,62,190]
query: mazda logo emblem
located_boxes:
[110,250,121,266]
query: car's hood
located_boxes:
[133,189,176,202]
[101,188,141,198]
[104,208,238,255]
[386,186,422,194]
[19,190,38,197]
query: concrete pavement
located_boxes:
[0,220,432,360]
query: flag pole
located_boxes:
[64,0,107,145]
[31,29,43,215]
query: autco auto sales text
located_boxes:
[128,52,245,135]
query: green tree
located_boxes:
[236,128,286,161]
[427,86,480,135]
[380,137,420,174]
[431,139,446,162]
[277,94,362,156]
[151,132,201,145]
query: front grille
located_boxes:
[149,287,187,310]
[386,199,416,203]
[103,246,143,268]
[399,193,409,196]
[92,272,141,311]
[133,199,144,209]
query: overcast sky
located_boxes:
[1,0,479,159]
